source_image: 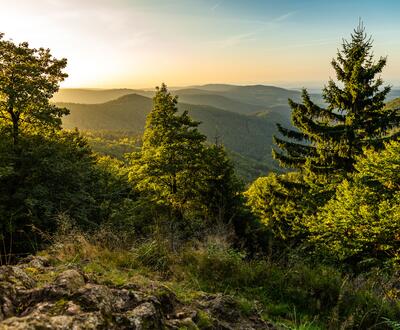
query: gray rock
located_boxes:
[20,256,50,270]
[0,311,106,329]
[115,302,163,329]
[55,269,85,292]
[0,259,274,330]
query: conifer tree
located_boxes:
[273,23,399,177]
[199,144,241,224]
[131,83,207,214]
[130,84,243,240]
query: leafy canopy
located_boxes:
[0,33,68,145]
[307,140,400,265]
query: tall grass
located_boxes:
[41,222,400,329]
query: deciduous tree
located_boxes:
[0,33,68,146]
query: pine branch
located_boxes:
[272,148,305,168]
[276,123,308,141]
[273,136,317,158]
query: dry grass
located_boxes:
[37,219,400,330]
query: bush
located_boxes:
[244,172,310,250]
[0,130,138,259]
[132,239,173,275]
[307,141,400,267]
[181,238,249,291]
[176,238,400,329]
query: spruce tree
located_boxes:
[130,84,242,240]
[273,23,399,177]
[199,144,241,224]
[131,83,207,214]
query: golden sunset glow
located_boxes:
[1,0,400,88]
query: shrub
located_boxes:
[307,141,400,267]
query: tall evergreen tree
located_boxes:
[199,144,241,224]
[273,23,399,177]
[130,84,243,242]
[130,83,207,214]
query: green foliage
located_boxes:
[244,24,400,268]
[82,130,141,160]
[0,35,131,259]
[0,131,90,254]
[226,149,272,183]
[383,318,400,330]
[133,83,207,207]
[197,144,242,224]
[131,239,173,274]
[0,130,136,258]
[244,172,310,246]
[129,84,242,241]
[273,23,399,178]
[174,239,400,329]
[307,141,400,266]
[196,310,213,329]
[181,240,248,291]
[0,34,68,145]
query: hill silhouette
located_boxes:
[55,84,311,123]
[60,93,289,177]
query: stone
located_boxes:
[0,258,275,330]
[115,302,163,329]
[20,256,50,270]
[203,294,240,322]
[55,269,85,292]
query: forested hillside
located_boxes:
[52,88,152,103]
[59,93,289,180]
[57,83,400,183]
[0,24,399,330]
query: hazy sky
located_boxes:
[1,0,400,88]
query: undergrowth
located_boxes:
[40,225,400,330]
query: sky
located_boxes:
[1,0,400,89]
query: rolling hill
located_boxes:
[60,93,283,163]
[55,84,309,124]
[174,92,264,114]
[60,93,288,178]
[54,84,309,107]
[55,84,335,181]
[53,88,153,104]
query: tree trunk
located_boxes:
[12,116,19,147]
[8,101,19,147]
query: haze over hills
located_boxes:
[60,92,288,179]
[173,92,264,115]
[53,88,153,104]
[56,84,314,181]
[55,84,314,123]
[57,84,400,181]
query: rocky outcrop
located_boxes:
[0,256,274,329]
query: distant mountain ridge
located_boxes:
[57,84,400,181]
[54,84,310,123]
[53,88,153,104]
[55,84,400,106]
[60,93,283,165]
